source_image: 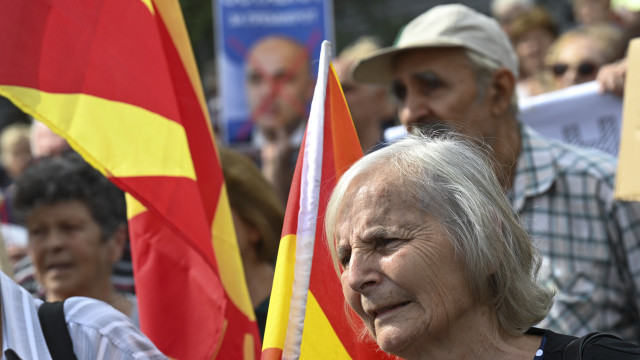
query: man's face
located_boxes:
[334,59,387,129]
[245,38,313,135]
[26,200,116,300]
[391,48,498,143]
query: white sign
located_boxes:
[519,81,622,157]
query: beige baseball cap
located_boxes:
[352,4,519,84]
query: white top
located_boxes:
[0,271,166,359]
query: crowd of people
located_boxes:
[0,0,640,358]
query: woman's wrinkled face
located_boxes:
[334,172,476,358]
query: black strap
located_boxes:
[563,331,623,360]
[38,301,77,360]
[4,349,22,360]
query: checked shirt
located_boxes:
[510,124,640,343]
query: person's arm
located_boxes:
[597,58,627,97]
[64,297,167,359]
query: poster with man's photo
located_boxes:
[215,0,334,145]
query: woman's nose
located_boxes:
[342,251,382,294]
[42,229,67,251]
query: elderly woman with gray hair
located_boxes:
[324,133,640,359]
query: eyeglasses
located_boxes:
[550,62,599,77]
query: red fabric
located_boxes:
[0,0,179,121]
[0,1,261,358]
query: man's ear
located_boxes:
[489,68,516,116]
[107,224,127,264]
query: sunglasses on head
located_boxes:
[550,62,598,77]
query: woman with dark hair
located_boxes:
[13,153,138,324]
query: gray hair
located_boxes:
[324,132,553,334]
[465,49,520,116]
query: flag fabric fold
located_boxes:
[0,1,260,359]
[262,40,394,359]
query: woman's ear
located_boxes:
[107,224,127,264]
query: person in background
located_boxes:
[351,4,640,342]
[13,153,139,325]
[245,35,314,205]
[572,0,620,25]
[546,24,625,90]
[0,123,31,183]
[334,37,396,153]
[219,147,284,338]
[491,0,535,35]
[508,6,559,97]
[0,123,32,263]
[30,120,71,159]
[0,120,70,225]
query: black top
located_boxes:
[526,327,640,359]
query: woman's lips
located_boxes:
[374,301,411,318]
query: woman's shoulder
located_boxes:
[527,327,640,360]
[526,327,576,359]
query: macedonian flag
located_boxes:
[0,1,260,359]
[262,41,395,359]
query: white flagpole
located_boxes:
[282,40,332,359]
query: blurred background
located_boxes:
[181,0,576,71]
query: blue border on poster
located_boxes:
[214,0,334,144]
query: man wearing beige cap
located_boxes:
[352,4,640,343]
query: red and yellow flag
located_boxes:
[0,1,259,359]
[262,41,394,359]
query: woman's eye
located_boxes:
[62,224,81,233]
[339,252,351,267]
[376,238,401,252]
[29,227,45,237]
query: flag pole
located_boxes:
[282,40,333,359]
